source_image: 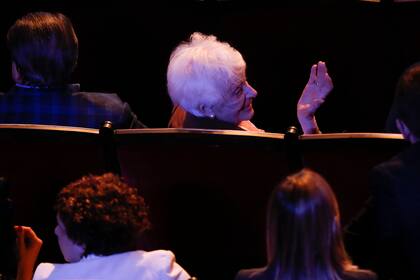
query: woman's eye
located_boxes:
[234,86,243,96]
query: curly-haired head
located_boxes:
[55,173,150,256]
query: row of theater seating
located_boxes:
[0,124,408,280]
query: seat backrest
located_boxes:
[115,128,289,280]
[299,133,409,225]
[115,129,408,280]
[0,124,109,262]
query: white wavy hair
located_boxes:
[167,32,246,116]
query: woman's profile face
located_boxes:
[55,214,85,262]
[213,81,257,124]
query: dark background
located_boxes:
[1,1,420,133]
[1,1,419,278]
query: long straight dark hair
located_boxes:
[266,169,357,280]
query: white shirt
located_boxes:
[33,250,191,280]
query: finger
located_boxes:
[308,64,317,84]
[317,61,327,78]
[15,225,25,254]
[313,98,325,105]
[15,225,23,238]
[28,229,42,243]
[22,226,43,245]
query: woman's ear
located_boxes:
[12,61,22,83]
[191,104,215,119]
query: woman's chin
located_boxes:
[239,109,254,122]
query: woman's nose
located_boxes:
[244,82,257,98]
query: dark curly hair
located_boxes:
[55,173,151,256]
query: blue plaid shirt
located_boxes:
[0,84,145,129]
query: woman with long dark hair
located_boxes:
[236,169,376,280]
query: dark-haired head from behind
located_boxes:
[394,62,420,141]
[55,173,150,258]
[7,12,78,88]
[264,168,375,280]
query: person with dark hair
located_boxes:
[236,169,376,280]
[368,62,420,279]
[385,62,420,134]
[17,173,190,280]
[0,12,145,129]
[167,32,332,134]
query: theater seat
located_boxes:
[114,128,289,280]
[114,129,408,280]
[0,124,109,263]
[299,133,409,225]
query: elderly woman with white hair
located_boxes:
[167,32,332,134]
